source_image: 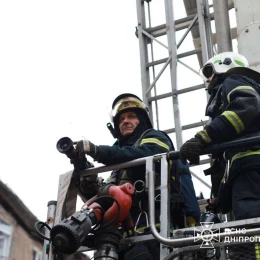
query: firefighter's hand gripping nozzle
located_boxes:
[56,137,94,176]
[50,183,135,255]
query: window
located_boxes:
[0,221,12,259]
[33,249,42,260]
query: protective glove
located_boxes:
[80,175,103,195]
[71,160,95,186]
[205,199,219,213]
[179,137,204,165]
[76,140,98,160]
[180,128,212,165]
[70,156,94,171]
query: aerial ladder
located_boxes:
[36,0,260,259]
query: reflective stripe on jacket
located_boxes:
[203,74,260,165]
[96,129,171,166]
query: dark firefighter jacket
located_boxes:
[96,129,172,225]
[95,128,200,226]
[197,74,260,170]
[197,74,260,211]
[97,129,170,166]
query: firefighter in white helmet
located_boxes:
[180,51,260,225]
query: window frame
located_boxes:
[0,221,13,258]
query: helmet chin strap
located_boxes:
[206,74,224,95]
[107,122,117,139]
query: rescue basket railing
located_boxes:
[80,135,260,176]
[44,136,260,259]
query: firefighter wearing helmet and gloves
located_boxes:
[179,52,260,224]
[75,93,200,259]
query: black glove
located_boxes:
[76,140,98,160]
[79,175,104,201]
[71,160,95,186]
[80,175,103,194]
[179,137,204,165]
[205,199,219,213]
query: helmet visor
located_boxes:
[199,64,214,81]
[111,96,148,123]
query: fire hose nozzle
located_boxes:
[56,136,92,171]
[56,137,75,155]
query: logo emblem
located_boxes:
[194,222,220,248]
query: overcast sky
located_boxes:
[0,0,140,221]
[0,0,239,235]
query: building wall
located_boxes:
[0,204,43,260]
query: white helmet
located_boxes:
[199,52,249,81]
